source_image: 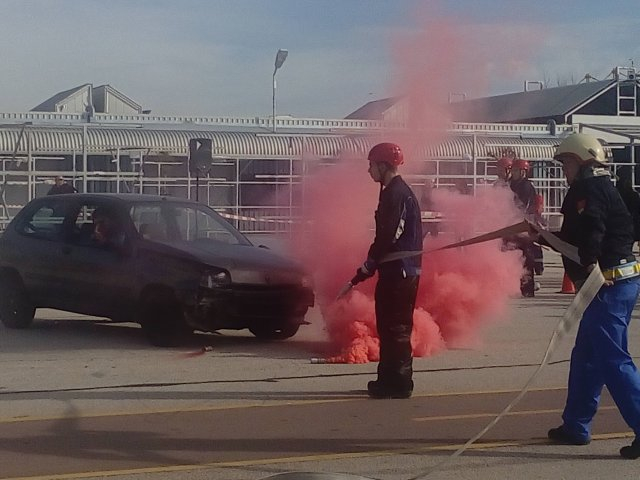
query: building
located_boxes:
[2,68,639,233]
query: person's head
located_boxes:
[54,176,65,186]
[554,133,608,185]
[511,159,530,181]
[367,142,403,185]
[92,207,117,244]
[496,157,513,181]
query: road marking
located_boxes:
[412,405,617,422]
[0,386,567,424]
[1,431,634,480]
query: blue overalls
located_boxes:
[557,170,640,442]
[562,267,640,441]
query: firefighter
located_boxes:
[47,176,77,195]
[510,159,538,297]
[543,133,640,459]
[346,142,422,399]
[493,156,513,187]
[510,159,536,215]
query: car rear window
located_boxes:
[16,202,68,241]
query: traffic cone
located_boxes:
[559,272,576,294]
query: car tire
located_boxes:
[138,290,191,347]
[249,322,300,340]
[0,273,35,329]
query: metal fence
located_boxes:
[0,121,635,234]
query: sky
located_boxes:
[0,0,639,119]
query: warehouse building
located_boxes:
[1,67,639,233]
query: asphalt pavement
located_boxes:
[1,250,640,480]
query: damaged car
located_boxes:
[0,194,314,346]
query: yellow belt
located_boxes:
[601,262,640,281]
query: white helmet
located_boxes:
[554,133,609,165]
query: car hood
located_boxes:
[146,239,308,285]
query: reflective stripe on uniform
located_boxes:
[601,262,640,282]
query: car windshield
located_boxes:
[130,202,251,246]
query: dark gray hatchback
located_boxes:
[0,194,314,346]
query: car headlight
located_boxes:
[200,269,231,289]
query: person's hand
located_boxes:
[350,266,374,285]
[526,222,540,242]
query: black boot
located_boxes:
[547,425,591,445]
[620,438,640,459]
[367,380,412,399]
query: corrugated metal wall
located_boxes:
[0,125,559,158]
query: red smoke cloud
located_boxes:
[295,161,523,363]
[292,11,530,363]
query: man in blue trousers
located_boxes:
[546,133,640,459]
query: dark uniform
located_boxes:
[549,169,640,450]
[510,175,538,296]
[353,175,422,397]
[47,183,77,195]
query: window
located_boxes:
[71,204,101,245]
[17,202,68,241]
[67,202,127,248]
[171,205,242,244]
[131,205,167,241]
[130,202,248,245]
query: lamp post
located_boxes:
[272,49,288,132]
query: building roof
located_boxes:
[447,80,616,123]
[580,122,640,142]
[345,97,401,120]
[31,84,89,112]
[346,80,630,125]
[93,85,143,112]
[31,84,143,114]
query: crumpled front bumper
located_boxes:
[185,284,314,331]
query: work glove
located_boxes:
[336,260,376,301]
[350,259,376,286]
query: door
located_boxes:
[56,201,138,320]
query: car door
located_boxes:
[10,197,77,309]
[57,200,138,320]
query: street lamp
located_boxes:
[272,49,288,132]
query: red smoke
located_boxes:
[292,10,531,363]
[295,161,523,363]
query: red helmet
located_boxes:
[368,142,404,167]
[513,159,530,171]
[496,157,513,169]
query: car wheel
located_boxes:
[249,322,300,340]
[0,274,35,329]
[138,290,191,347]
